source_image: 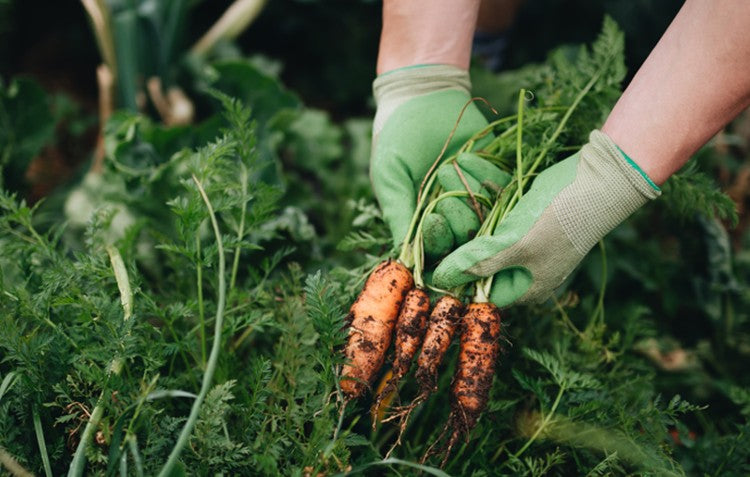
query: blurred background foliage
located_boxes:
[1,1,750,476]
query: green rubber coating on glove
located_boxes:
[489,267,533,308]
[437,161,484,195]
[422,212,454,257]
[432,155,580,289]
[371,89,491,247]
[435,197,480,245]
[456,153,512,190]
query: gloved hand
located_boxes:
[422,152,511,256]
[370,64,510,255]
[432,130,661,307]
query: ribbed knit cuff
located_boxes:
[372,64,471,137]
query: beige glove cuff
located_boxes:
[372,65,471,137]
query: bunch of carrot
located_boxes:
[340,257,500,464]
[338,33,619,462]
[337,99,511,464]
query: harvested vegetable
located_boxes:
[340,259,414,398]
[423,302,502,466]
[450,302,502,434]
[415,295,464,394]
[372,287,430,413]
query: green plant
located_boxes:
[0,11,748,477]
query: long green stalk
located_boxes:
[196,234,206,367]
[157,174,228,476]
[229,163,249,293]
[68,245,133,476]
[111,8,139,111]
[515,89,526,201]
[32,405,53,477]
[511,385,566,460]
[475,63,611,300]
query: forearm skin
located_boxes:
[603,0,750,185]
[377,0,481,74]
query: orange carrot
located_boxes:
[340,259,414,399]
[391,288,431,379]
[450,302,502,433]
[429,302,501,466]
[379,295,463,456]
[372,288,430,416]
[415,295,464,395]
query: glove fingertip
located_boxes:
[423,213,454,257]
[489,267,533,308]
[435,198,480,245]
[432,260,475,289]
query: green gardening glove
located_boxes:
[424,152,512,256]
[371,65,509,255]
[432,130,661,307]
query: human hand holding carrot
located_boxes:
[434,0,750,308]
[370,65,488,249]
[432,130,661,307]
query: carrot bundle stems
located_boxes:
[340,259,414,399]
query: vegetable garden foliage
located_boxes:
[0,17,748,477]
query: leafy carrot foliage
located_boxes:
[0,17,749,477]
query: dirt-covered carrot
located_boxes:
[371,287,430,418]
[391,289,431,379]
[450,302,502,433]
[379,294,463,457]
[427,302,501,466]
[340,259,414,399]
[415,295,464,394]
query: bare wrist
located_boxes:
[377,0,480,75]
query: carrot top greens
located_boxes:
[0,16,748,477]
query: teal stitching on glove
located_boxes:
[432,130,661,307]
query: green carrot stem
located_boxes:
[33,405,52,477]
[458,114,518,155]
[511,384,567,460]
[68,246,133,477]
[398,171,440,267]
[157,174,228,477]
[474,67,608,300]
[411,190,492,288]
[196,234,206,368]
[515,89,526,201]
[229,163,248,294]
